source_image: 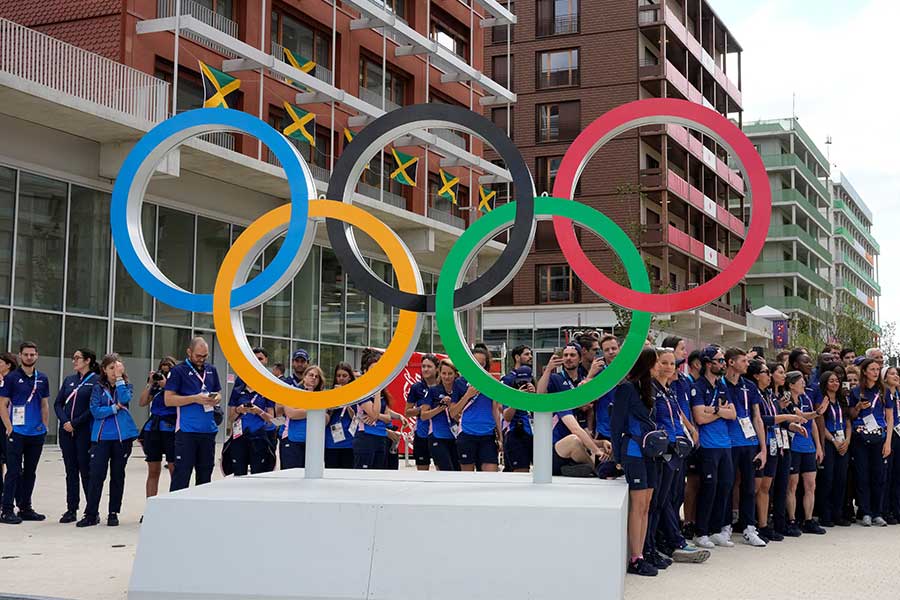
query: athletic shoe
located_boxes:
[18,509,45,521]
[0,511,22,525]
[801,520,826,535]
[107,513,119,527]
[784,521,802,537]
[886,515,898,525]
[672,544,711,564]
[723,524,733,538]
[835,518,852,527]
[648,552,669,570]
[743,525,768,547]
[59,510,77,524]
[819,520,835,528]
[627,557,658,577]
[694,535,715,549]
[76,515,100,528]
[709,532,734,547]
[759,526,784,542]
[872,516,888,527]
[861,515,873,527]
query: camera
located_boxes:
[151,371,165,383]
[514,377,532,389]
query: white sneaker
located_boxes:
[873,516,888,527]
[672,544,711,563]
[743,525,768,547]
[723,524,733,538]
[862,515,873,527]
[710,532,735,547]
[695,535,715,549]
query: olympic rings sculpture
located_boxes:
[110,100,771,413]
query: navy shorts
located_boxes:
[622,455,657,491]
[790,451,817,474]
[413,434,431,467]
[430,436,459,471]
[755,448,779,478]
[457,432,498,466]
[504,430,533,470]
[142,428,175,463]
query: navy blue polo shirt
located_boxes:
[145,383,176,432]
[165,360,221,434]
[500,371,533,436]
[595,389,616,439]
[228,377,275,436]
[407,379,431,438]
[790,393,816,453]
[281,374,307,442]
[653,382,684,442]
[1,367,50,436]
[691,376,731,449]
[724,376,759,447]
[425,379,466,440]
[326,405,355,449]
[849,385,892,432]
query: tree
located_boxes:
[881,321,898,367]
[829,303,878,355]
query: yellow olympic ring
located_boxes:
[213,200,423,409]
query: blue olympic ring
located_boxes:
[110,108,314,313]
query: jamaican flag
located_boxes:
[282,102,315,146]
[438,169,460,205]
[390,148,418,187]
[283,48,315,86]
[199,61,240,109]
[344,128,369,170]
[478,185,496,213]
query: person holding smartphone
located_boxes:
[814,369,852,527]
[227,348,276,476]
[164,337,222,492]
[421,359,465,471]
[500,346,535,472]
[281,366,325,470]
[405,354,440,471]
[783,370,825,535]
[451,347,502,472]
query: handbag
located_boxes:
[672,435,694,459]
[220,436,234,477]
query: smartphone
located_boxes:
[208,392,220,401]
[842,382,850,391]
[752,346,765,359]
[553,348,564,359]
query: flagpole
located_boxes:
[257,0,266,160]
[172,0,180,117]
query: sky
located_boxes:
[709,0,899,329]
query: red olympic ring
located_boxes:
[551,98,771,314]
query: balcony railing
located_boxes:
[198,131,235,151]
[771,188,831,233]
[833,200,880,252]
[537,68,580,89]
[359,87,401,112]
[838,252,881,294]
[537,14,579,36]
[761,154,830,201]
[433,128,468,151]
[358,181,406,209]
[428,205,466,229]
[751,296,831,324]
[747,260,833,294]
[270,42,333,86]
[0,18,170,124]
[767,224,832,262]
[157,0,239,57]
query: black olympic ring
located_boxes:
[325,104,535,313]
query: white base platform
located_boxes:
[129,469,628,600]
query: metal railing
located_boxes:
[537,14,579,36]
[0,18,170,124]
[428,206,466,229]
[270,41,333,85]
[358,182,406,209]
[157,0,239,57]
[359,87,401,112]
[197,131,235,151]
[433,128,467,150]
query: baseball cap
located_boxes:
[292,349,310,361]
[512,365,533,379]
[700,345,720,363]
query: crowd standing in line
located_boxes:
[1,334,897,578]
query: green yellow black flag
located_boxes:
[478,185,496,213]
[390,148,418,187]
[199,61,240,109]
[283,48,316,86]
[344,128,369,170]
[438,169,460,205]
[282,102,315,146]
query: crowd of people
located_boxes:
[1,334,897,579]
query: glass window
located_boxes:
[319,344,344,387]
[293,245,320,341]
[345,270,369,348]
[66,186,111,316]
[0,308,8,349]
[261,238,292,338]
[233,225,262,335]
[534,328,560,349]
[430,8,470,60]
[15,171,67,311]
[193,216,231,329]
[64,315,108,359]
[415,274,433,353]
[369,260,393,348]
[491,55,513,89]
[196,0,233,20]
[0,166,14,305]
[538,264,574,303]
[492,2,514,44]
[320,248,344,344]
[359,57,408,107]
[537,0,579,36]
[155,207,194,326]
[154,325,191,365]
[114,321,153,427]
[537,102,580,143]
[272,11,331,68]
[261,337,292,371]
[11,309,62,398]
[537,49,580,88]
[536,156,563,194]
[491,106,513,140]
[115,203,155,321]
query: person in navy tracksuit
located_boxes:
[54,348,99,523]
[405,354,440,471]
[77,354,139,527]
[228,346,277,476]
[814,369,852,527]
[0,352,17,484]
[325,362,357,469]
[280,365,325,470]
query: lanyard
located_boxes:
[742,387,749,414]
[185,361,208,393]
[26,370,41,403]
[67,373,95,420]
[561,368,579,390]
[829,397,843,428]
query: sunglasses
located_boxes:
[715,358,726,363]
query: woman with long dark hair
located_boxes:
[280,365,325,470]
[54,349,99,524]
[77,354,139,527]
[138,356,177,498]
[405,354,439,471]
[814,369,852,527]
[325,362,357,469]
[611,347,661,577]
[883,366,900,524]
[0,352,18,484]
[848,358,893,526]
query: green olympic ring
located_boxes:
[434,196,651,413]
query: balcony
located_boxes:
[358,182,406,210]
[666,224,731,268]
[358,87,401,112]
[0,18,169,126]
[428,204,466,229]
[662,171,745,238]
[157,0,238,57]
[761,154,830,201]
[270,42,333,86]
[198,131,235,151]
[771,189,831,233]
[433,128,468,151]
[837,252,881,294]
[837,278,878,311]
[744,120,829,172]
[751,296,830,324]
[833,200,880,252]
[537,14,579,37]
[747,260,833,294]
[767,224,832,263]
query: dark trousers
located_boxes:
[59,426,92,512]
[231,434,273,476]
[429,436,459,472]
[773,450,791,531]
[280,439,306,469]
[2,433,45,512]
[324,447,355,469]
[732,445,758,530]
[818,441,849,523]
[353,433,387,469]
[170,432,216,492]
[887,436,900,517]
[85,439,133,517]
[651,455,684,552]
[851,436,887,518]
[696,447,734,537]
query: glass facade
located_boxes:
[0,163,450,439]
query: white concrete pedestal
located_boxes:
[129,470,628,600]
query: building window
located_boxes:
[271,7,332,69]
[537,0,579,36]
[15,172,67,311]
[492,2,514,44]
[382,0,407,19]
[537,49,579,89]
[491,55,513,89]
[359,56,408,107]
[538,264,575,303]
[536,156,563,194]
[491,106,513,140]
[431,6,470,61]
[536,101,580,143]
[268,106,332,171]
